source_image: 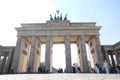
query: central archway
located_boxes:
[52,44,65,72]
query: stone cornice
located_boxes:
[16,21,101,36]
[20,20,97,28]
[17,29,100,36]
[15,26,101,31]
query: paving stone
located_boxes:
[0,73,120,80]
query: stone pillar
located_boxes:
[79,35,89,72]
[33,39,41,72]
[38,42,41,67]
[105,50,110,64]
[0,55,7,73]
[65,35,72,73]
[45,35,53,73]
[28,36,36,72]
[5,50,13,73]
[0,55,1,65]
[0,46,2,73]
[11,36,22,72]
[118,53,120,64]
[17,38,31,72]
[77,41,80,68]
[93,35,103,65]
[110,53,115,66]
[0,47,1,64]
[0,56,1,71]
[115,52,120,64]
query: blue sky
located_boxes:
[50,0,120,45]
[0,0,120,46]
[0,0,120,68]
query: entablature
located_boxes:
[16,20,101,36]
[17,29,99,36]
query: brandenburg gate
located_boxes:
[10,13,104,73]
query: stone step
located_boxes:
[0,73,120,80]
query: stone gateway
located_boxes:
[0,19,120,74]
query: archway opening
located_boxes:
[52,44,65,71]
[86,44,91,67]
[71,44,77,66]
[40,44,46,66]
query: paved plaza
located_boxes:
[0,73,120,80]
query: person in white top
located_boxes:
[103,60,109,74]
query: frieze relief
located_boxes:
[17,29,99,36]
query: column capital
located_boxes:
[94,34,100,36]
[80,35,85,38]
[65,35,70,42]
[16,35,22,37]
[31,35,37,37]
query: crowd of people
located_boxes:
[72,63,81,73]
[91,60,120,74]
[57,68,63,73]
[8,59,120,74]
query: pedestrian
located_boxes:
[38,66,40,73]
[95,63,99,73]
[28,67,31,73]
[103,60,109,74]
[10,67,15,74]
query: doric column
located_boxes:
[5,50,13,73]
[118,53,120,64]
[45,35,53,73]
[115,52,120,64]
[77,41,80,68]
[33,39,41,72]
[0,47,1,64]
[28,36,36,72]
[110,53,115,66]
[105,50,110,64]
[38,42,41,68]
[0,55,7,73]
[11,36,22,72]
[79,35,89,72]
[0,55,1,65]
[65,35,72,73]
[0,57,1,73]
[93,35,103,65]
